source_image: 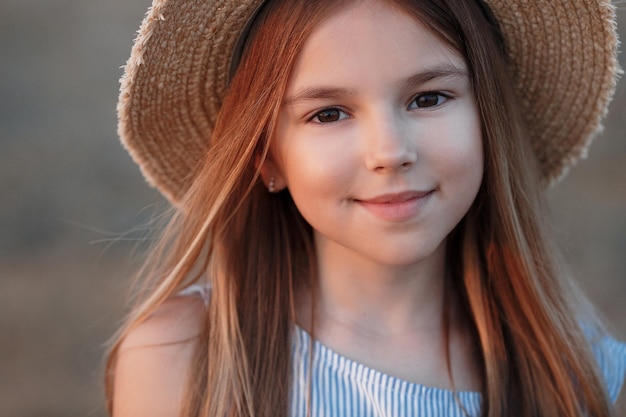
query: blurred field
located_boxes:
[0,1,624,416]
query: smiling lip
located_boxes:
[356,190,433,222]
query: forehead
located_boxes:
[286,0,465,93]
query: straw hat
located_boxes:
[117,0,620,205]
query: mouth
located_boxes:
[355,190,434,222]
[357,190,433,204]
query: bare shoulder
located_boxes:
[112,293,206,417]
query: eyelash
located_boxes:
[307,91,451,124]
[408,92,450,110]
[308,108,350,124]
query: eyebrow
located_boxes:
[403,63,468,87]
[282,87,356,107]
[282,63,468,108]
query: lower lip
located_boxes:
[357,193,432,222]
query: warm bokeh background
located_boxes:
[0,1,624,416]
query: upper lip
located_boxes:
[357,190,432,204]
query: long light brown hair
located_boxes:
[106,0,616,416]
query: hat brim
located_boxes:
[483,0,619,185]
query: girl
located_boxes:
[108,0,626,416]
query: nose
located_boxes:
[364,111,417,172]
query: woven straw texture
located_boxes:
[118,0,619,205]
[483,0,619,184]
[118,0,265,204]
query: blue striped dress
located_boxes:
[289,325,626,416]
[180,285,626,415]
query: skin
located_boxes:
[112,296,204,417]
[263,0,482,390]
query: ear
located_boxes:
[256,155,287,193]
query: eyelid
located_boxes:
[407,91,452,110]
[306,106,351,124]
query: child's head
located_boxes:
[117,0,618,303]
[113,0,620,415]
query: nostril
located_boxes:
[369,155,415,173]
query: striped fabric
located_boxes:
[591,332,626,403]
[290,325,626,417]
[178,285,626,415]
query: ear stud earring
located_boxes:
[268,177,276,193]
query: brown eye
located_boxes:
[411,93,446,109]
[313,108,348,123]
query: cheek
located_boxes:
[276,132,357,194]
[463,114,484,183]
[430,107,484,193]
[281,152,346,231]
[449,133,483,181]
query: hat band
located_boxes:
[228,1,269,81]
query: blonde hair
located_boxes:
[106,0,616,416]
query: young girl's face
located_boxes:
[269,0,483,268]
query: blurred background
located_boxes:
[0,0,624,416]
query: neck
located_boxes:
[299,237,448,339]
[296,237,480,391]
